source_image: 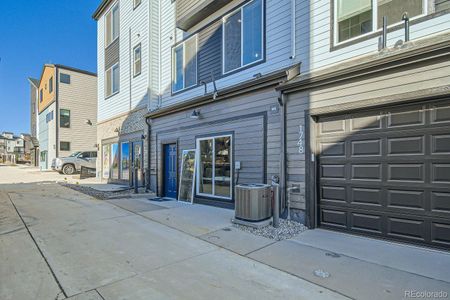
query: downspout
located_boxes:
[55,67,59,158]
[278,91,287,218]
[290,0,296,59]
[145,117,152,192]
[129,27,132,111]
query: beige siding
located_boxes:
[58,68,98,157]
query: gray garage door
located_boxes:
[317,99,450,249]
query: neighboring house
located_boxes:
[0,132,30,163]
[274,1,450,249]
[93,0,150,186]
[35,64,97,171]
[28,77,40,166]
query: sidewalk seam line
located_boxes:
[6,192,68,299]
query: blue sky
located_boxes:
[0,1,99,135]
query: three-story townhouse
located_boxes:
[145,0,301,207]
[93,0,149,187]
[35,64,97,172]
[277,0,450,249]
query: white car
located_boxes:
[52,151,97,175]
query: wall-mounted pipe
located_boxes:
[402,12,410,42]
[278,91,287,218]
[378,16,388,51]
[290,0,296,59]
[145,117,152,192]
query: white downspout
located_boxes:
[290,0,296,60]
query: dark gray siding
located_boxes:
[105,38,120,70]
[198,20,223,84]
[149,88,281,200]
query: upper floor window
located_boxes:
[106,63,120,97]
[49,77,53,93]
[60,73,71,84]
[134,0,142,9]
[46,111,54,123]
[40,89,43,103]
[172,36,197,93]
[105,3,119,47]
[60,109,70,128]
[134,43,142,77]
[335,0,430,44]
[223,0,263,74]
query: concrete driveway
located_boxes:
[1,165,449,300]
[0,166,344,300]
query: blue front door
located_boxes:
[164,144,177,198]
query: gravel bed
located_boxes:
[60,183,133,200]
[233,219,307,241]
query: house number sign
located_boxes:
[297,125,305,154]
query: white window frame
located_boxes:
[105,2,119,47]
[196,134,233,200]
[105,62,120,98]
[222,0,264,75]
[133,43,142,77]
[172,35,198,93]
[333,0,428,46]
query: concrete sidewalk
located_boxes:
[1,166,449,300]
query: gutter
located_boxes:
[145,64,299,119]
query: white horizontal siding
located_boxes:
[97,0,150,122]
[305,0,450,71]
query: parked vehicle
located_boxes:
[52,151,97,175]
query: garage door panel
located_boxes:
[351,164,382,181]
[431,164,450,183]
[387,106,425,128]
[387,189,425,210]
[387,136,424,155]
[321,164,345,179]
[321,186,346,202]
[350,114,382,131]
[431,192,450,214]
[432,134,450,154]
[387,217,427,241]
[351,187,382,206]
[320,141,345,157]
[431,222,450,247]
[388,164,424,182]
[321,209,347,228]
[351,139,381,156]
[350,212,383,234]
[317,99,450,249]
[431,104,450,124]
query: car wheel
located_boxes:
[62,164,75,175]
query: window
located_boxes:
[134,0,141,9]
[60,142,70,151]
[60,109,70,128]
[105,3,119,47]
[102,144,111,179]
[335,0,427,44]
[105,63,120,97]
[40,89,43,103]
[172,36,197,93]
[46,111,54,123]
[40,151,47,162]
[196,135,232,199]
[111,143,119,180]
[60,73,71,84]
[49,77,53,93]
[223,0,263,73]
[133,44,142,77]
[121,142,130,180]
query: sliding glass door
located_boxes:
[196,135,232,199]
